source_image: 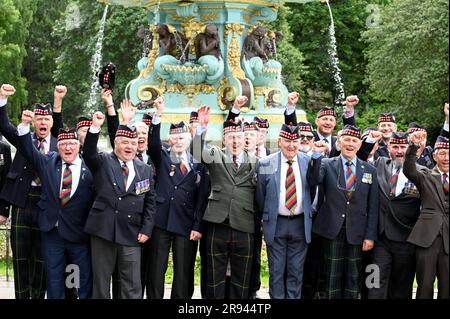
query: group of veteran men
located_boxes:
[0,82,448,300]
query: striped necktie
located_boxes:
[59,163,72,206]
[179,160,187,176]
[345,161,356,191]
[232,155,238,171]
[122,162,129,189]
[443,173,449,195]
[285,160,297,214]
[389,166,401,197]
[33,138,46,185]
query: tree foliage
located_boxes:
[363,0,449,138]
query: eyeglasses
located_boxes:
[58,141,79,148]
[299,135,314,141]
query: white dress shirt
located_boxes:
[391,164,409,197]
[119,159,136,191]
[278,153,303,216]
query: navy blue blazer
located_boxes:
[82,131,156,246]
[16,132,94,244]
[149,123,207,237]
[307,155,379,245]
[0,104,61,209]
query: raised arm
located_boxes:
[284,91,299,126]
[441,102,449,139]
[101,89,119,148]
[82,111,105,172]
[307,140,329,187]
[403,131,427,189]
[51,85,67,138]
[148,96,164,168]
[0,84,19,147]
[226,96,248,122]
[0,142,12,220]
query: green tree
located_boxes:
[0,0,36,123]
[363,0,449,139]
[52,1,146,126]
[286,0,387,113]
[22,0,68,106]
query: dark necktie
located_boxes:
[122,162,129,189]
[137,152,144,162]
[59,163,72,206]
[285,160,297,214]
[33,138,46,185]
[323,138,330,156]
[232,156,238,171]
[443,173,449,195]
[256,146,260,157]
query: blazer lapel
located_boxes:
[54,158,63,203]
[431,167,446,210]
[110,153,126,193]
[275,152,281,194]
[355,159,365,191]
[379,160,393,198]
[298,153,308,203]
[334,157,348,200]
[126,160,141,194]
[222,150,237,183]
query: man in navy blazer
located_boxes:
[83,111,155,299]
[0,83,65,299]
[308,125,379,299]
[256,124,313,299]
[145,97,207,299]
[16,110,93,299]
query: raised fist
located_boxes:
[21,110,34,125]
[92,111,105,128]
[313,140,328,154]
[288,92,300,106]
[409,131,426,145]
[54,85,67,100]
[368,130,382,141]
[233,96,248,110]
[345,95,359,108]
[0,84,16,99]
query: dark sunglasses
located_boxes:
[299,134,314,141]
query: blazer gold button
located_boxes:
[118,197,122,200]
[127,215,131,218]
[174,186,177,189]
[342,214,345,218]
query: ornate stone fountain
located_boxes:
[97,0,307,141]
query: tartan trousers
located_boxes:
[10,187,46,299]
[323,224,362,299]
[206,222,254,299]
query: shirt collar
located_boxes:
[317,132,331,143]
[62,156,81,167]
[340,154,357,167]
[281,152,297,164]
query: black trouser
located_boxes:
[301,232,324,299]
[147,227,196,299]
[248,220,263,298]
[206,222,254,299]
[187,240,199,298]
[140,240,152,298]
[368,235,415,299]
[199,227,208,298]
[10,188,46,299]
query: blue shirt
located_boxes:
[340,155,357,184]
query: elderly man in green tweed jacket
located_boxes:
[192,98,259,299]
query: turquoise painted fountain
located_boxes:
[97,0,307,141]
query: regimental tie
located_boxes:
[345,161,356,199]
[33,138,46,185]
[59,163,72,206]
[256,146,260,158]
[443,173,449,195]
[389,166,401,197]
[322,138,330,156]
[180,160,187,176]
[232,156,238,172]
[285,160,297,214]
[122,162,129,189]
[136,152,143,162]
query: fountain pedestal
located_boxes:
[98,0,307,141]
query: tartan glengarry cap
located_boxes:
[254,116,269,129]
[76,116,92,130]
[142,112,153,126]
[33,103,53,116]
[407,122,427,134]
[116,125,138,139]
[390,132,409,144]
[378,112,396,124]
[298,122,313,133]
[223,120,243,134]
[169,121,188,135]
[57,127,78,141]
[341,125,361,139]
[243,122,259,132]
[279,124,300,140]
[434,136,449,150]
[189,111,198,124]
[317,107,336,118]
